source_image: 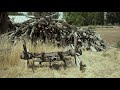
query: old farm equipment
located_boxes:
[20,32,86,72]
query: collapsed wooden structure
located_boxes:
[20,32,86,73]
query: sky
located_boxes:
[58,12,63,20]
[20,12,64,20]
[19,12,27,15]
[9,12,64,23]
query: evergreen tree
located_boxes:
[106,12,120,25]
[64,12,104,26]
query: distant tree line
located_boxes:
[106,12,120,25]
[64,12,120,26]
[7,12,120,26]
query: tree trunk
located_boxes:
[0,12,9,34]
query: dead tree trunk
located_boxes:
[0,12,9,34]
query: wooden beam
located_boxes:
[74,32,81,67]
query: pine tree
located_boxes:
[64,12,104,26]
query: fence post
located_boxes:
[74,32,80,67]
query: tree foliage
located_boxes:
[64,12,104,26]
[106,12,120,25]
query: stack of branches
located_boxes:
[77,28,106,51]
[7,13,106,52]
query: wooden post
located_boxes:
[22,38,29,70]
[74,32,77,52]
[74,32,77,65]
[75,55,80,67]
[24,60,28,70]
[24,49,30,70]
[74,32,80,67]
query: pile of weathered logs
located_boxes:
[7,15,106,52]
[77,28,106,51]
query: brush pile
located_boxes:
[5,13,106,52]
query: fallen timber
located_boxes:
[20,32,86,73]
[20,44,84,72]
[8,13,107,52]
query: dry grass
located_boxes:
[1,27,120,78]
[1,39,120,78]
[95,26,120,46]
